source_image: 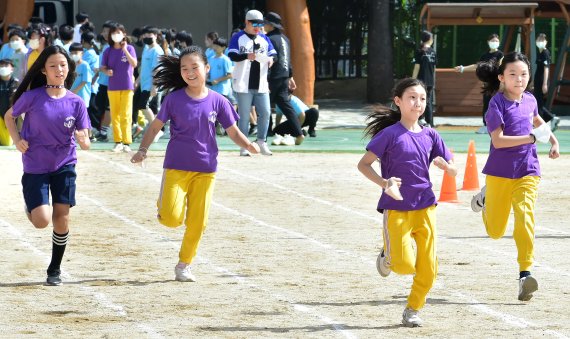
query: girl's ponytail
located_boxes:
[364,106,401,138]
[476,59,501,96]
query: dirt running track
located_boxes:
[0,149,569,338]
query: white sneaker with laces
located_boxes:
[112,143,123,153]
[470,186,486,212]
[272,134,284,146]
[257,140,273,155]
[175,263,196,282]
[376,248,391,277]
[402,307,423,327]
[281,134,295,146]
[518,275,538,301]
[122,145,132,153]
[240,148,251,157]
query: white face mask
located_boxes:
[10,40,23,50]
[488,41,500,50]
[71,54,81,62]
[536,41,547,49]
[29,38,40,50]
[111,33,124,43]
[0,67,12,77]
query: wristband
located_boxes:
[460,65,464,73]
[530,133,536,144]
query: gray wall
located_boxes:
[77,0,233,50]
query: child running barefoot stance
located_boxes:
[473,52,559,301]
[131,46,259,282]
[358,78,457,327]
[4,46,91,285]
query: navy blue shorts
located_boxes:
[22,164,77,212]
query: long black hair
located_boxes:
[153,46,207,93]
[476,51,532,96]
[364,78,426,138]
[13,45,76,104]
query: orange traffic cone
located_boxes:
[462,140,480,191]
[439,150,460,203]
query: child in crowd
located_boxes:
[533,33,559,130]
[207,38,234,102]
[412,30,436,127]
[101,23,137,152]
[4,45,91,286]
[357,78,457,327]
[7,29,28,81]
[472,52,559,301]
[0,59,19,145]
[69,43,93,110]
[26,24,54,70]
[131,46,259,282]
[272,94,319,146]
[204,31,219,62]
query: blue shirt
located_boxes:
[71,62,93,107]
[276,95,309,117]
[205,48,216,62]
[140,44,163,91]
[0,44,15,60]
[208,54,233,96]
[97,44,110,86]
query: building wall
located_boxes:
[78,0,233,50]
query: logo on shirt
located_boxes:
[208,111,217,123]
[64,116,76,129]
[121,54,128,63]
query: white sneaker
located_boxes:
[470,186,486,212]
[518,275,538,301]
[281,134,295,146]
[402,307,423,327]
[175,263,196,282]
[376,248,391,277]
[122,145,132,153]
[475,126,488,134]
[272,134,284,146]
[240,148,251,157]
[112,143,123,153]
[257,140,273,155]
[551,116,560,132]
[153,130,164,143]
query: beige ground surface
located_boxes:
[0,149,569,338]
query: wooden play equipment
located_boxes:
[0,0,35,42]
[419,3,539,116]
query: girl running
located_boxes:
[4,45,91,286]
[130,46,259,282]
[357,78,457,327]
[472,52,559,301]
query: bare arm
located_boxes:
[4,108,28,153]
[454,63,477,72]
[225,123,259,154]
[533,115,560,159]
[433,157,458,177]
[130,118,165,163]
[212,73,232,85]
[72,81,87,94]
[357,151,388,188]
[75,128,91,150]
[542,67,549,94]
[489,126,535,149]
[412,64,420,79]
[122,43,138,68]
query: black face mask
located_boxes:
[142,37,153,45]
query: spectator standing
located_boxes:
[412,30,436,127]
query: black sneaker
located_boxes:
[248,124,257,136]
[308,129,316,137]
[46,270,62,286]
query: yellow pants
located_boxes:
[383,206,437,311]
[157,169,216,264]
[482,175,539,271]
[0,117,13,146]
[107,90,133,144]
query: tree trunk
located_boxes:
[367,0,393,103]
[267,0,315,105]
[1,0,35,42]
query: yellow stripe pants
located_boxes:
[383,206,437,311]
[157,169,216,264]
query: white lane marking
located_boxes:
[0,218,162,338]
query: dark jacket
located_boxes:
[266,29,292,80]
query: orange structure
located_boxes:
[1,0,34,42]
[267,0,315,105]
[462,140,480,191]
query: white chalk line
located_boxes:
[0,218,162,338]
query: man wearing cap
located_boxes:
[264,11,303,145]
[228,9,277,156]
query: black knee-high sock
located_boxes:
[47,231,69,274]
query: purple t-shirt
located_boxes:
[366,122,452,212]
[483,91,540,178]
[11,87,91,174]
[156,89,239,173]
[101,45,136,91]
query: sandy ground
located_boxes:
[0,149,569,338]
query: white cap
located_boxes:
[245,10,264,22]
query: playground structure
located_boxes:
[420,1,570,117]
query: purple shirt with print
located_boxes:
[11,87,91,174]
[484,91,540,178]
[366,122,452,212]
[101,45,136,91]
[156,89,239,173]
